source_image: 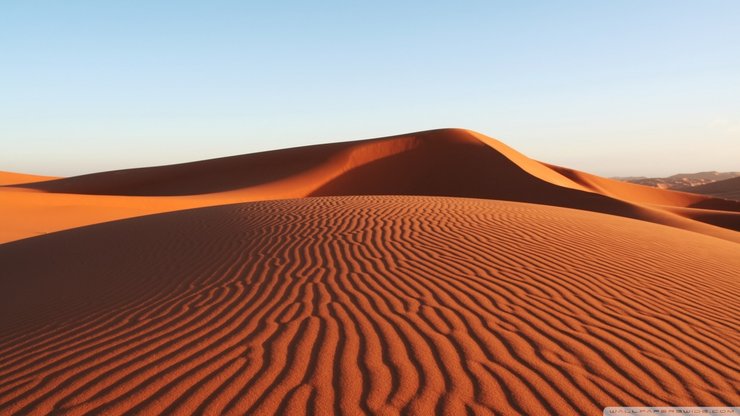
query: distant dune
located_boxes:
[1,129,738,415]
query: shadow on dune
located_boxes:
[8,128,738,235]
[308,138,653,225]
[688,198,740,212]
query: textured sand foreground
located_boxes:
[1,196,739,415]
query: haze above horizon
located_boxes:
[2,1,739,177]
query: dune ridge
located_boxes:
[1,196,738,415]
[2,129,739,244]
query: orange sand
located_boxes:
[0,171,58,186]
[2,129,738,244]
[1,129,738,415]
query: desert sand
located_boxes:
[1,129,738,415]
[0,171,58,186]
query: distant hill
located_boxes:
[614,171,740,190]
[680,176,740,201]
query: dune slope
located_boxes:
[1,196,738,416]
[0,171,58,186]
[5,129,739,243]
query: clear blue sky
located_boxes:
[1,1,738,177]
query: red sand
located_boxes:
[1,129,738,415]
[2,129,739,244]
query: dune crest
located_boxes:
[3,129,739,244]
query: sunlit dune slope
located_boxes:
[0,171,58,186]
[1,196,738,416]
[0,190,214,244]
[4,129,738,243]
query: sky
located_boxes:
[1,0,739,177]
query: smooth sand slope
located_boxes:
[1,196,739,416]
[2,129,739,244]
[0,171,57,186]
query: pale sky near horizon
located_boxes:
[1,1,738,177]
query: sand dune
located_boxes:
[0,171,57,186]
[1,129,739,415]
[3,129,739,244]
[546,164,737,209]
[1,196,738,416]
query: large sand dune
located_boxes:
[2,129,739,244]
[1,129,739,415]
[1,196,738,415]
